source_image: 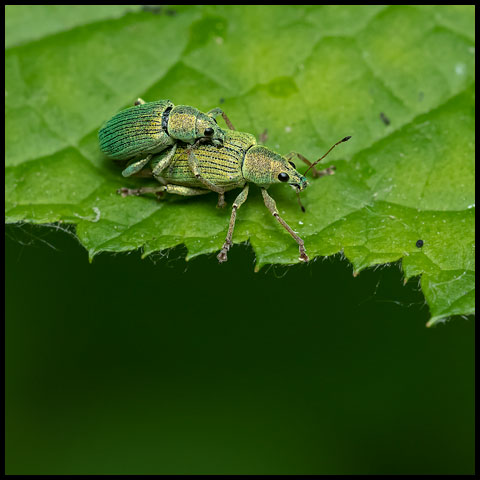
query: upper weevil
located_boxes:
[98,98,235,178]
[117,117,351,263]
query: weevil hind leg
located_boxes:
[121,154,153,177]
[117,183,210,199]
[207,107,236,131]
[130,168,155,179]
[164,184,211,197]
[285,152,335,178]
[217,184,249,263]
[134,98,146,105]
[117,185,166,198]
[261,188,308,262]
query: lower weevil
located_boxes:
[118,128,350,263]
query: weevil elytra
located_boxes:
[98,98,235,178]
[117,124,350,263]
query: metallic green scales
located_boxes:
[98,100,174,160]
[114,107,350,264]
[154,130,256,190]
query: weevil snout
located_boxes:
[196,114,226,147]
[213,136,224,148]
[288,173,308,192]
[277,157,309,191]
[298,175,309,191]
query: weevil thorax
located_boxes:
[167,105,225,146]
[242,145,308,191]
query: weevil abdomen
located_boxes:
[99,99,174,160]
[155,131,257,188]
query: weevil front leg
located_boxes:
[123,136,178,179]
[285,152,335,179]
[187,143,226,202]
[207,107,236,131]
[261,188,308,262]
[151,143,177,178]
[217,184,249,263]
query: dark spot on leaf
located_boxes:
[380,112,390,125]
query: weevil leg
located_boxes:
[187,144,226,195]
[285,151,335,179]
[151,143,177,178]
[130,168,155,179]
[117,184,210,198]
[207,107,236,131]
[217,192,226,209]
[258,129,268,144]
[217,184,249,263]
[164,184,211,196]
[117,185,165,197]
[134,98,146,105]
[121,154,153,178]
[261,187,308,262]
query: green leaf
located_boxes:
[5,5,475,325]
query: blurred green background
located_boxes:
[5,226,474,474]
[5,4,475,475]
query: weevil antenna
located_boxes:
[304,136,351,175]
[296,191,306,213]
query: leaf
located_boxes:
[5,5,475,325]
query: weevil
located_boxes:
[117,126,350,263]
[98,98,235,178]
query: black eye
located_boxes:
[288,161,296,169]
[278,172,289,182]
[204,127,214,136]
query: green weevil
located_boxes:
[98,98,234,178]
[117,125,350,263]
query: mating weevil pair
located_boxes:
[99,99,350,263]
[99,98,232,177]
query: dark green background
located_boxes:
[5,225,474,474]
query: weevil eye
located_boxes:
[204,127,214,136]
[288,161,296,169]
[278,172,289,182]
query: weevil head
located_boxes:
[242,145,308,191]
[195,113,225,147]
[168,105,225,146]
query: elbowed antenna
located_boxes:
[296,191,306,213]
[304,136,351,175]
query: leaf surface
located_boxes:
[5,5,475,325]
